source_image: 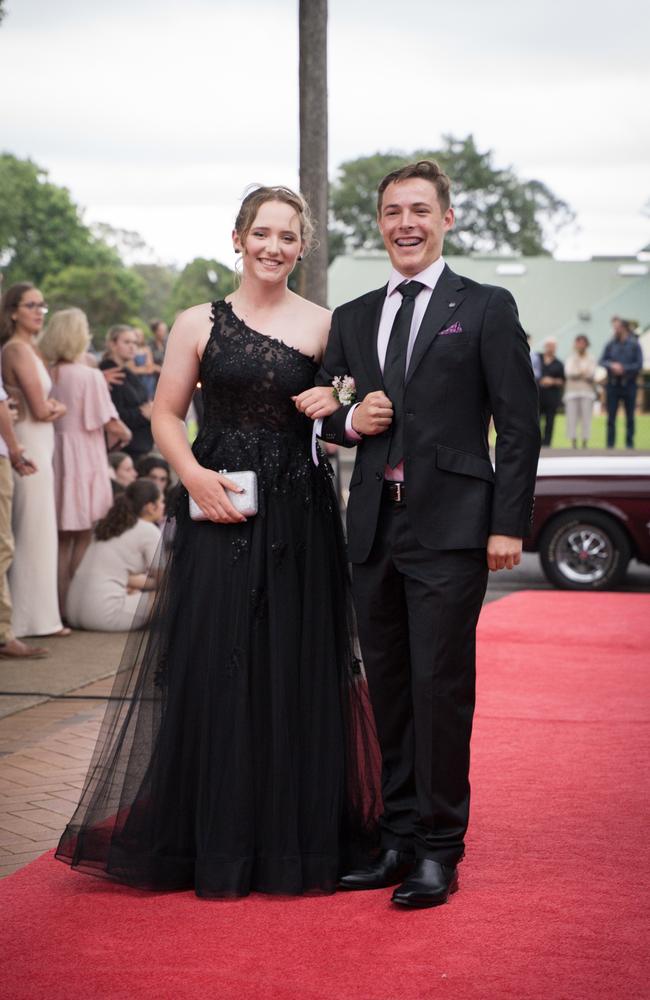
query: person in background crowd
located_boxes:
[150,319,168,392]
[536,337,565,447]
[39,308,132,614]
[135,454,171,497]
[599,316,643,449]
[65,479,163,633]
[563,334,597,449]
[0,283,69,638]
[0,353,48,659]
[129,328,157,400]
[527,335,542,380]
[108,451,138,496]
[100,325,154,460]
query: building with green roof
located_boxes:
[327,254,650,361]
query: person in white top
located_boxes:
[563,334,597,448]
[66,478,163,632]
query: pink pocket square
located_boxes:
[439,322,463,336]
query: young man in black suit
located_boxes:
[301,160,540,908]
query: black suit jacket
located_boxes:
[319,266,541,564]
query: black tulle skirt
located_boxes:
[56,452,381,898]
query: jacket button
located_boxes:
[375,472,382,481]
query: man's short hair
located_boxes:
[377,160,451,214]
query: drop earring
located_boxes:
[297,255,303,261]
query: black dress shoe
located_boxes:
[337,849,415,891]
[391,859,458,908]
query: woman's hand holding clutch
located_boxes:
[184,467,247,524]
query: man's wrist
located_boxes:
[346,404,363,442]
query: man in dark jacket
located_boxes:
[599,317,643,448]
[315,161,540,908]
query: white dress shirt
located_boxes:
[345,256,446,481]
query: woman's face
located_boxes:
[146,466,170,493]
[113,330,138,364]
[235,200,303,286]
[13,289,48,337]
[115,456,137,486]
[575,337,588,354]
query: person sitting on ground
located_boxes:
[65,479,163,632]
[39,307,132,614]
[100,325,154,461]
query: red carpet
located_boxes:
[3,591,649,1000]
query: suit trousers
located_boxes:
[351,495,488,865]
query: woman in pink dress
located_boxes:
[39,309,132,614]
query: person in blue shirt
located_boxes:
[599,316,644,448]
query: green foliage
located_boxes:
[131,263,178,325]
[0,153,118,286]
[329,135,574,257]
[170,258,236,315]
[43,265,146,344]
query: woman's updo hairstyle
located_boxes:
[234,185,315,255]
[95,479,160,541]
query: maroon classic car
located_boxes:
[524,454,650,590]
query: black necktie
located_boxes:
[383,280,425,469]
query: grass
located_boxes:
[544,412,650,450]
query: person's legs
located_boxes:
[393,525,488,866]
[623,382,636,448]
[352,502,417,853]
[579,395,593,446]
[606,384,619,447]
[565,398,578,446]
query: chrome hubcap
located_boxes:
[555,525,614,584]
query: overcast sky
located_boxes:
[2,0,649,269]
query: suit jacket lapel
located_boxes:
[358,287,386,388]
[405,267,467,384]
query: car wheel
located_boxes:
[539,509,631,591]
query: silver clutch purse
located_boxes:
[189,470,258,520]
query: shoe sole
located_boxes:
[391,877,459,909]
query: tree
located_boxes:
[0,154,118,286]
[131,263,178,325]
[298,0,328,306]
[43,265,146,344]
[170,258,236,316]
[330,136,574,257]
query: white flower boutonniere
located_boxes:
[332,375,356,406]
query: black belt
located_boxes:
[383,481,406,504]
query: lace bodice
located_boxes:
[190,301,329,504]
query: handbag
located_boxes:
[189,470,258,520]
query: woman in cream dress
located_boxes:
[0,283,67,637]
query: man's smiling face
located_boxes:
[377,177,454,277]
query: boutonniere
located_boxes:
[332,375,356,405]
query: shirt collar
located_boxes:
[387,256,445,297]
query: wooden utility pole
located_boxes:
[298,0,328,306]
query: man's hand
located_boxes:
[351,391,393,436]
[292,386,340,419]
[610,362,624,376]
[486,535,523,571]
[139,401,153,420]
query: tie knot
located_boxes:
[398,280,425,301]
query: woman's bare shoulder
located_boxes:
[170,302,214,336]
[291,294,331,334]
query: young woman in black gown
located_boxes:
[55,186,380,898]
